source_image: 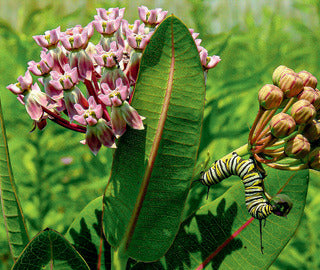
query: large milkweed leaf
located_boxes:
[12,228,90,270]
[103,15,206,262]
[131,168,309,269]
[0,98,29,260]
[65,196,111,270]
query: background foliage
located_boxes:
[0,0,319,269]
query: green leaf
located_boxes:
[65,196,111,270]
[0,98,29,260]
[131,168,309,269]
[12,228,90,270]
[103,15,205,262]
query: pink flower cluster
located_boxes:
[7,6,220,155]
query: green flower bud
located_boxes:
[304,120,320,142]
[307,147,320,170]
[298,86,320,111]
[271,194,293,217]
[258,84,283,110]
[291,99,316,124]
[298,70,317,89]
[279,73,304,98]
[272,65,294,86]
[284,134,310,159]
[270,113,296,138]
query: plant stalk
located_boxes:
[111,247,129,270]
[221,143,250,160]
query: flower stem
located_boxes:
[263,147,284,155]
[249,107,265,145]
[253,108,277,143]
[281,97,295,113]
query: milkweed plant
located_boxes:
[1,5,317,270]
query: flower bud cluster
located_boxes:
[250,65,320,171]
[7,6,220,155]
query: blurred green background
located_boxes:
[0,0,319,269]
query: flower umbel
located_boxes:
[7,6,219,154]
[249,65,320,172]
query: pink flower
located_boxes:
[33,27,60,49]
[96,7,125,20]
[93,16,122,36]
[93,43,128,88]
[23,83,52,121]
[60,24,95,80]
[99,78,129,107]
[49,64,79,91]
[110,101,145,137]
[74,97,116,154]
[94,43,123,68]
[63,86,88,121]
[189,29,200,40]
[7,70,33,95]
[199,48,221,70]
[99,79,144,137]
[126,24,152,50]
[125,50,142,86]
[69,50,94,80]
[60,24,94,51]
[28,50,54,76]
[138,6,168,27]
[121,20,141,37]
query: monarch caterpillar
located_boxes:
[198,152,273,253]
[199,152,273,220]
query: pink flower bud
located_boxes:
[272,65,294,86]
[298,70,317,89]
[291,99,316,124]
[258,84,283,110]
[307,147,320,170]
[270,113,296,138]
[298,86,320,110]
[303,120,320,142]
[279,73,304,98]
[284,134,310,159]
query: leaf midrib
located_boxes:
[123,20,175,252]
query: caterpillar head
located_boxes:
[270,194,293,217]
